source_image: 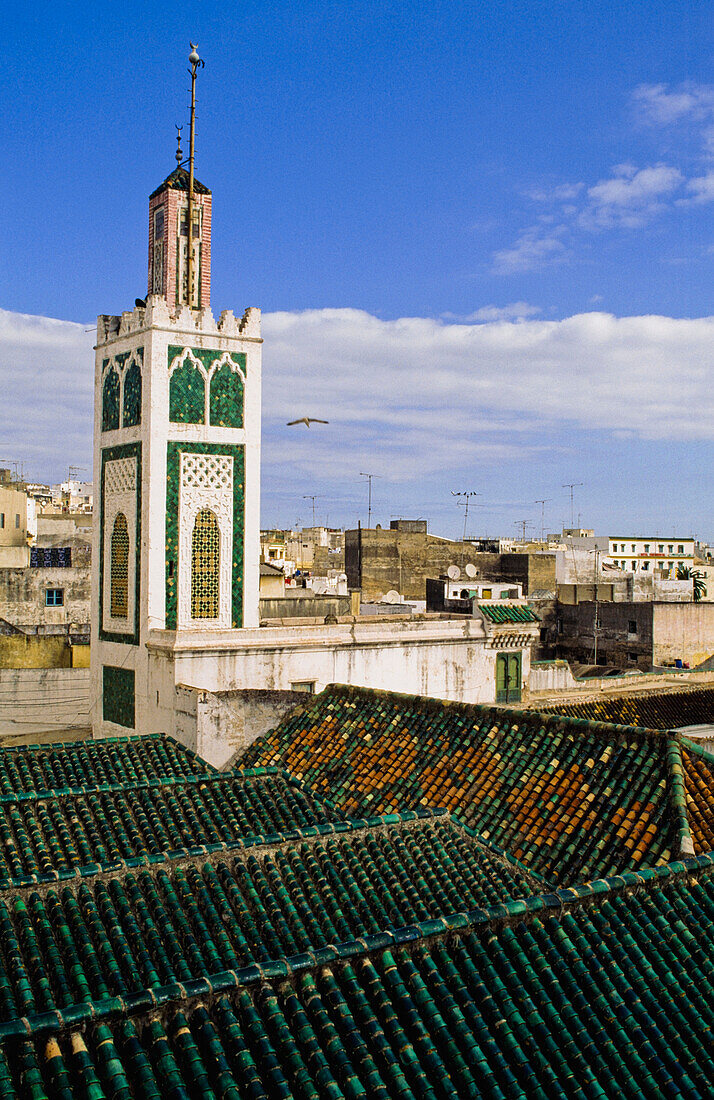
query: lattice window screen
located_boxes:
[191,509,220,618]
[110,513,129,618]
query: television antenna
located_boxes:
[534,498,551,543]
[359,472,381,529]
[562,482,583,529]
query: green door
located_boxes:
[496,652,522,704]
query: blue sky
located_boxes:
[3,1,714,538]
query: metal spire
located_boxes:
[186,43,204,307]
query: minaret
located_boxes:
[91,45,262,739]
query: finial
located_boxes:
[189,43,202,69]
[175,125,183,164]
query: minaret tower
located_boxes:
[91,45,262,738]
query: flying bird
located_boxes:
[286,417,329,427]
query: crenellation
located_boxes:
[239,306,261,337]
[218,309,237,335]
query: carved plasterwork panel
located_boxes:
[178,451,233,629]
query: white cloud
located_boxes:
[633,82,714,126]
[526,182,585,202]
[582,164,684,228]
[4,307,714,491]
[684,171,714,204]
[441,302,541,322]
[0,309,94,482]
[492,227,568,274]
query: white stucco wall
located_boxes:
[141,617,533,748]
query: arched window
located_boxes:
[110,513,129,618]
[191,509,220,618]
[102,368,120,431]
[122,360,142,427]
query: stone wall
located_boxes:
[0,567,91,630]
[555,601,654,669]
[345,530,556,601]
[652,602,714,667]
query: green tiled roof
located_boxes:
[149,165,211,198]
[0,768,338,887]
[0,733,212,795]
[479,603,539,623]
[538,684,714,729]
[2,851,714,1096]
[241,683,714,884]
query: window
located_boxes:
[14,515,20,529]
[642,561,649,571]
[154,206,164,239]
[644,544,649,553]
[658,544,664,553]
[631,544,636,553]
[481,588,492,599]
[557,617,564,634]
[191,509,220,618]
[627,652,639,664]
[668,544,673,553]
[500,590,510,599]
[631,561,637,570]
[291,681,316,694]
[628,620,637,634]
[0,514,4,529]
[110,512,129,619]
[45,588,63,606]
[678,544,684,554]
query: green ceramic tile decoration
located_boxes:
[209,359,244,427]
[122,353,142,427]
[168,346,246,426]
[165,441,244,629]
[101,368,120,431]
[102,666,135,728]
[169,354,205,423]
[98,441,142,645]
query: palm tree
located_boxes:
[676,565,708,602]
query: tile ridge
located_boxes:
[5,849,714,1041]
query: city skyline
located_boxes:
[3,2,713,537]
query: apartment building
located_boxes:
[608,537,695,577]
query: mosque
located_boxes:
[90,59,539,759]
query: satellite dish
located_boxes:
[447,565,461,581]
[383,589,401,604]
[465,563,477,578]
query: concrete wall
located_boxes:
[175,685,303,767]
[496,553,551,595]
[343,530,521,602]
[528,660,578,693]
[0,567,91,629]
[652,602,714,667]
[0,487,27,548]
[0,668,90,737]
[0,635,72,669]
[36,515,93,545]
[259,595,351,621]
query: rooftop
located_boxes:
[240,682,714,884]
[148,164,211,199]
[0,730,709,1094]
[536,683,714,729]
